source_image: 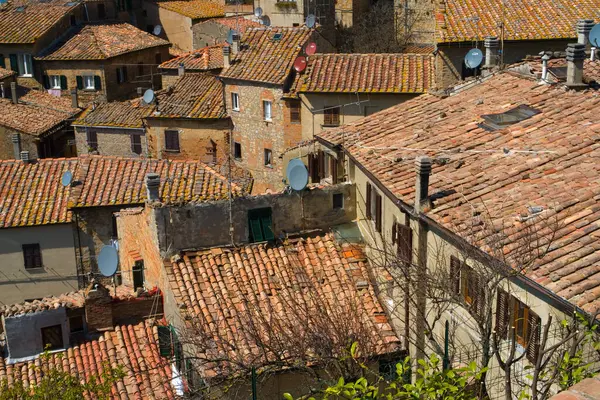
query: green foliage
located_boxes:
[0,350,124,400]
[284,351,486,400]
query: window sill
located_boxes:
[82,88,97,92]
[232,108,240,112]
[19,74,33,78]
[164,149,180,153]
[25,267,46,273]
[234,157,242,161]
[265,164,273,169]
[322,124,340,128]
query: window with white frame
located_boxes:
[263,100,272,121]
[83,75,95,90]
[231,92,239,111]
[18,54,32,77]
[50,75,61,89]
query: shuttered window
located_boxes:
[87,130,98,151]
[165,130,180,152]
[323,106,340,126]
[248,208,274,242]
[131,134,142,154]
[366,182,372,219]
[23,244,42,269]
[450,255,486,319]
[392,222,412,264]
[41,325,63,350]
[289,100,301,123]
[375,192,382,233]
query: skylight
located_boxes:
[478,104,541,131]
[272,33,282,41]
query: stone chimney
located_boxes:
[232,34,240,54]
[84,282,113,332]
[484,36,499,68]
[70,89,78,108]
[178,62,185,76]
[145,173,160,202]
[223,45,231,69]
[566,43,586,88]
[0,82,4,98]
[20,150,30,163]
[11,133,21,160]
[414,156,432,214]
[577,19,594,47]
[10,82,17,104]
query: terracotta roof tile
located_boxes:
[317,71,600,313]
[0,87,81,136]
[220,27,313,85]
[156,0,224,19]
[73,99,153,129]
[403,44,436,54]
[0,0,81,44]
[0,67,16,80]
[167,233,400,376]
[437,0,600,43]
[531,58,600,85]
[37,23,170,60]
[159,44,226,71]
[0,320,175,399]
[294,53,435,94]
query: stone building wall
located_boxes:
[74,126,147,157]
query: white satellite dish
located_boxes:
[254,6,263,17]
[143,89,155,105]
[153,25,162,36]
[464,48,483,69]
[261,15,270,27]
[306,14,316,28]
[287,158,308,191]
[98,245,118,277]
[61,170,73,187]
[286,158,304,179]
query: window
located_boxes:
[333,193,344,209]
[365,182,382,232]
[248,208,274,242]
[450,256,486,318]
[97,3,106,19]
[131,134,142,154]
[17,54,32,77]
[289,99,301,123]
[132,260,144,290]
[392,221,412,264]
[231,92,240,111]
[22,244,42,269]
[496,289,541,362]
[165,130,180,152]
[116,66,128,83]
[41,325,64,350]
[87,130,98,151]
[111,214,118,239]
[83,75,95,90]
[479,105,541,132]
[77,75,101,91]
[263,100,272,121]
[264,148,272,166]
[69,315,84,333]
[323,106,340,126]
[50,75,61,89]
[234,142,242,159]
[137,62,144,77]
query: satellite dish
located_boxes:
[61,170,73,187]
[288,164,309,191]
[143,89,155,105]
[464,48,483,69]
[286,158,304,180]
[261,15,270,27]
[0,0,7,4]
[590,24,600,47]
[305,42,317,55]
[306,14,316,28]
[153,25,162,36]
[254,6,263,17]
[226,29,238,44]
[293,56,307,72]
[97,245,118,277]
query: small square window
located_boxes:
[116,66,128,83]
[263,100,272,121]
[131,134,142,155]
[324,106,340,126]
[234,142,242,159]
[41,324,64,350]
[231,92,240,111]
[264,148,272,166]
[333,193,344,209]
[22,244,42,269]
[165,130,180,152]
[97,3,106,19]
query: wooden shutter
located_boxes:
[9,54,17,72]
[76,76,83,90]
[60,75,68,90]
[330,156,338,183]
[397,224,412,264]
[42,75,50,89]
[496,289,510,339]
[527,310,541,363]
[474,272,486,319]
[375,193,382,232]
[391,221,397,244]
[94,75,102,90]
[261,213,274,241]
[449,256,461,295]
[366,183,372,219]
[249,217,263,242]
[317,150,325,180]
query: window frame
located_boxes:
[231,92,240,111]
[17,54,33,77]
[264,148,272,166]
[263,100,272,121]
[323,106,341,127]
[164,129,180,152]
[332,192,344,209]
[248,207,274,242]
[97,3,106,19]
[41,324,64,351]
[83,75,95,90]
[450,255,486,318]
[289,99,301,123]
[233,142,242,159]
[50,75,61,89]
[22,243,42,269]
[86,130,98,151]
[116,66,128,84]
[131,134,142,155]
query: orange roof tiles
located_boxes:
[73,99,153,129]
[37,23,170,60]
[0,0,81,44]
[167,233,399,376]
[317,71,600,313]
[156,0,225,19]
[403,44,436,54]
[0,87,81,136]
[220,27,313,85]
[437,0,600,43]
[0,67,16,80]
[0,158,77,228]
[69,156,251,208]
[0,320,176,399]
[153,73,227,119]
[294,53,435,94]
[159,44,226,71]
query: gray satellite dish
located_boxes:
[286,158,304,180]
[153,25,162,36]
[254,6,263,17]
[306,14,316,28]
[61,170,73,187]
[261,15,271,27]
[288,164,309,191]
[464,48,483,69]
[143,89,155,105]
[98,245,118,277]
[226,29,235,44]
[590,24,600,47]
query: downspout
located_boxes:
[73,213,86,288]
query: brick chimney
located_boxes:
[484,36,499,68]
[566,43,586,88]
[577,19,594,47]
[84,282,113,332]
[70,88,78,108]
[223,45,231,69]
[10,82,17,104]
[11,133,21,160]
[145,173,160,202]
[232,34,240,54]
[178,62,185,76]
[20,150,30,163]
[414,156,432,214]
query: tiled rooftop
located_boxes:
[0,87,80,136]
[317,71,600,313]
[69,156,251,208]
[220,27,313,85]
[37,23,170,60]
[293,53,435,94]
[0,320,176,399]
[73,99,153,129]
[403,44,436,54]
[166,233,399,376]
[437,0,600,43]
[0,67,16,80]
[154,73,227,119]
[159,44,226,71]
[0,0,80,44]
[156,0,224,19]
[530,58,600,85]
[0,158,77,228]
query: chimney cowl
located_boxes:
[414,156,432,214]
[145,173,161,202]
[223,45,231,68]
[415,156,432,175]
[11,133,20,144]
[10,82,17,105]
[577,19,595,35]
[566,43,586,88]
[20,151,30,163]
[566,43,586,61]
[484,36,499,48]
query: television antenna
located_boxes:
[142,89,155,105]
[464,48,483,69]
[287,158,308,191]
[153,25,162,36]
[590,24,600,47]
[305,42,317,56]
[254,6,263,17]
[97,245,118,278]
[60,170,73,187]
[306,14,316,28]
[293,56,307,72]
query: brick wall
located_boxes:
[160,70,181,88]
[85,285,113,331]
[0,127,39,159]
[111,295,164,324]
[551,375,600,399]
[74,126,147,157]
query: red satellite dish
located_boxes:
[305,42,317,55]
[293,56,307,72]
